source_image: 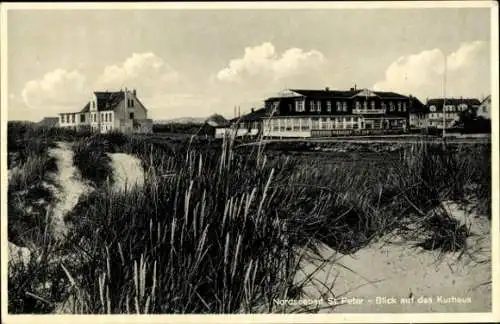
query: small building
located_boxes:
[408,96,428,129]
[426,98,481,129]
[212,108,267,139]
[38,117,59,128]
[476,95,491,120]
[58,88,153,134]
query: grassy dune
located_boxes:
[7,122,491,314]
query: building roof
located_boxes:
[265,88,410,101]
[427,98,481,108]
[38,117,59,127]
[480,95,491,105]
[79,91,127,113]
[229,108,268,123]
[409,96,427,113]
[205,114,230,127]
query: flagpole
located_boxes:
[442,53,447,139]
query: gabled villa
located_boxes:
[58,88,153,134]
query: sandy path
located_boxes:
[108,153,145,192]
[297,201,491,313]
[48,142,90,239]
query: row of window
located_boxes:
[428,112,460,119]
[429,104,469,112]
[61,114,77,124]
[268,117,360,126]
[267,117,362,131]
[294,100,407,113]
[89,112,114,123]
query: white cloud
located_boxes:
[209,42,330,118]
[18,52,182,117]
[216,42,326,84]
[21,68,87,111]
[94,52,180,97]
[373,41,490,100]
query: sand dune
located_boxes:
[108,152,145,192]
[297,202,491,313]
[47,142,90,240]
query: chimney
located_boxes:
[350,87,355,91]
[325,86,330,91]
[251,107,255,113]
[354,84,357,91]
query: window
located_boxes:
[302,119,310,131]
[336,102,342,112]
[381,102,387,110]
[71,114,75,123]
[81,114,86,123]
[397,102,402,111]
[317,101,321,112]
[342,102,348,112]
[430,105,436,112]
[130,112,134,120]
[310,101,316,112]
[363,101,368,109]
[389,102,395,111]
[371,101,376,110]
[402,102,407,112]
[327,101,332,112]
[295,100,305,112]
[355,101,361,110]
[130,99,134,107]
[279,120,286,131]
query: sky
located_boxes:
[5,5,493,121]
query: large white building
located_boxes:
[58,88,153,134]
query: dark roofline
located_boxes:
[265,88,412,101]
[229,107,267,123]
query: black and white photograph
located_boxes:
[1,1,498,322]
